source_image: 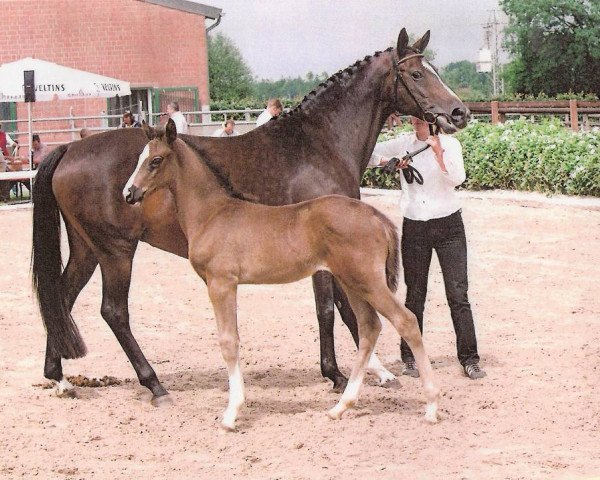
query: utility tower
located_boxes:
[477,10,504,96]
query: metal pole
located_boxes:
[28,101,33,201]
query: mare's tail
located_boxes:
[374,209,400,293]
[31,145,87,359]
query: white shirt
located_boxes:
[255,109,272,126]
[212,127,240,137]
[369,133,466,221]
[169,111,188,134]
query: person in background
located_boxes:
[369,116,486,380]
[212,119,240,137]
[31,134,49,168]
[256,98,283,126]
[120,111,141,128]
[0,123,18,158]
[166,101,189,134]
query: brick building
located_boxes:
[0,0,221,141]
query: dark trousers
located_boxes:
[400,209,480,366]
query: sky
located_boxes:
[207,0,509,80]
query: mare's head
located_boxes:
[125,119,178,205]
[391,28,469,132]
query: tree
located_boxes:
[500,0,600,96]
[207,33,254,101]
[441,61,493,100]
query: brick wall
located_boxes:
[0,0,210,142]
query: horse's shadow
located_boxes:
[159,366,327,392]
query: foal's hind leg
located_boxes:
[333,280,395,385]
[371,291,440,423]
[206,277,244,431]
[98,250,169,404]
[44,224,98,395]
[328,291,382,420]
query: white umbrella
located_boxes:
[0,58,131,196]
[0,57,131,101]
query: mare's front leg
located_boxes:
[206,277,245,431]
[333,280,396,385]
[98,250,170,404]
[312,271,347,392]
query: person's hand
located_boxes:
[425,135,447,172]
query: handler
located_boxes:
[369,116,486,380]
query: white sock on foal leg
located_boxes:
[328,371,365,420]
[221,363,245,431]
[367,352,396,384]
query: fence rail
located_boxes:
[465,100,600,131]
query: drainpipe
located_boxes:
[206,13,221,33]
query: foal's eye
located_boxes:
[411,70,423,80]
[150,156,162,169]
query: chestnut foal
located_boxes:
[126,120,439,431]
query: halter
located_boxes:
[393,52,438,125]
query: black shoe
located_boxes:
[464,363,486,379]
[402,360,420,378]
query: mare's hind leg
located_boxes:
[333,280,395,385]
[328,291,382,420]
[370,290,440,423]
[312,271,347,392]
[98,250,169,404]
[206,277,244,431]
[44,224,98,395]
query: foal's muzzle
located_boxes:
[125,185,145,204]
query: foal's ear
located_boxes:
[412,30,430,54]
[397,28,409,56]
[141,120,154,140]
[165,118,177,145]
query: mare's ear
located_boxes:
[397,28,409,56]
[141,120,153,140]
[412,30,430,53]
[165,118,177,145]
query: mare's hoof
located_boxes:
[331,376,348,394]
[151,393,173,408]
[56,388,78,399]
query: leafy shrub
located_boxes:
[361,119,600,196]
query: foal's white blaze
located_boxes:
[122,143,150,199]
[424,61,462,101]
[222,363,245,431]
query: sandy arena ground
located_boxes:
[0,190,599,480]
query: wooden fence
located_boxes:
[465,100,600,132]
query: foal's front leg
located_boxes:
[207,277,245,431]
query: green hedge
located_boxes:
[361,120,600,197]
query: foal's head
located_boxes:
[125,119,179,205]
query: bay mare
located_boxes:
[32,29,469,403]
[127,120,440,430]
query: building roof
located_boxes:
[139,0,222,19]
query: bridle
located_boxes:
[392,52,438,125]
[379,52,444,185]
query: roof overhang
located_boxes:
[139,0,222,19]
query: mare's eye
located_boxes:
[411,71,423,80]
[150,156,162,169]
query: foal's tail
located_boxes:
[31,145,87,359]
[374,209,400,293]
